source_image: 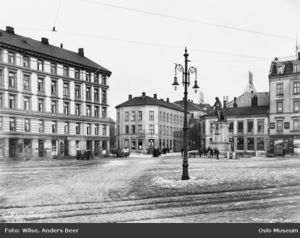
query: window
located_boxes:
[63,82,69,97]
[51,80,57,95]
[38,99,44,112]
[229,122,234,132]
[24,118,30,132]
[0,68,3,86]
[132,125,136,134]
[37,59,44,71]
[23,56,30,68]
[38,120,44,133]
[257,138,264,150]
[159,111,162,121]
[247,121,254,133]
[94,88,99,101]
[131,111,136,121]
[293,119,300,131]
[293,82,300,94]
[294,101,300,112]
[117,111,120,122]
[138,111,142,120]
[276,83,283,95]
[24,97,30,110]
[86,72,91,82]
[237,137,244,150]
[52,121,57,133]
[87,124,91,135]
[86,105,92,117]
[64,122,69,134]
[75,85,81,98]
[9,117,16,131]
[95,124,99,135]
[102,107,107,119]
[149,124,154,134]
[101,90,107,104]
[277,120,283,132]
[9,95,16,109]
[257,120,264,133]
[51,100,57,113]
[94,74,99,84]
[63,102,69,115]
[238,121,243,133]
[125,112,129,121]
[101,75,107,85]
[278,65,284,74]
[277,102,283,113]
[163,112,165,122]
[8,71,16,88]
[52,140,57,151]
[8,51,15,64]
[75,103,81,116]
[63,66,69,77]
[76,123,81,134]
[149,111,154,121]
[38,77,44,93]
[138,125,142,133]
[138,139,143,150]
[51,63,57,74]
[76,140,80,149]
[102,124,107,136]
[166,113,169,122]
[23,74,30,91]
[75,69,80,79]
[125,125,129,134]
[247,138,254,150]
[94,106,99,117]
[86,87,91,100]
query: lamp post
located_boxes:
[172,47,199,180]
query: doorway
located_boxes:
[9,139,18,158]
[38,140,44,157]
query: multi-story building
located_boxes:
[115,92,184,152]
[0,26,111,159]
[268,53,300,154]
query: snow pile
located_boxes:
[108,160,129,166]
[152,176,203,188]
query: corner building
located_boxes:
[116,93,184,152]
[0,26,112,159]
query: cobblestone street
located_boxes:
[1,155,300,223]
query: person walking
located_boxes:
[214,148,220,160]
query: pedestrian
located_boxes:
[214,148,219,160]
[283,145,286,157]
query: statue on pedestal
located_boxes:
[213,97,225,121]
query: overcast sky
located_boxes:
[1,0,300,119]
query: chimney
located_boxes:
[60,43,63,48]
[153,94,157,99]
[41,37,49,45]
[166,98,169,103]
[78,48,84,57]
[160,98,164,101]
[128,94,132,100]
[142,92,146,97]
[233,97,237,108]
[6,26,14,34]
[251,95,258,107]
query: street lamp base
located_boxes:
[181,165,189,180]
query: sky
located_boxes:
[1,0,300,119]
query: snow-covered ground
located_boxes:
[0,156,299,223]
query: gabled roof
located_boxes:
[116,96,184,112]
[201,105,269,119]
[0,29,111,75]
[174,100,212,112]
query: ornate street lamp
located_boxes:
[172,47,199,180]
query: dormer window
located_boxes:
[294,64,300,73]
[277,65,284,74]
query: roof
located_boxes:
[201,105,269,119]
[174,100,212,112]
[116,96,184,112]
[227,92,269,108]
[0,28,111,75]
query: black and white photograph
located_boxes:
[0,0,300,237]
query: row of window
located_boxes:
[208,120,265,134]
[235,137,265,150]
[0,49,107,84]
[123,124,155,134]
[0,93,107,118]
[0,69,107,103]
[276,81,300,95]
[119,124,183,136]
[273,119,300,132]
[0,117,107,135]
[276,101,300,113]
[120,110,183,124]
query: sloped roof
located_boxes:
[227,91,269,108]
[0,28,111,75]
[174,100,212,112]
[116,96,184,112]
[201,105,269,118]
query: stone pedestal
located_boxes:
[209,121,231,152]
